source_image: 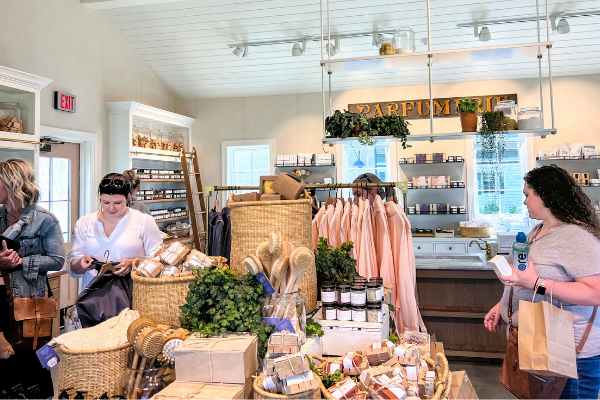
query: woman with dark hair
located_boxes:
[67,173,163,289]
[484,164,600,399]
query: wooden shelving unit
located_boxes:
[140,198,187,204]
[141,179,185,182]
[154,215,189,224]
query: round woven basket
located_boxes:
[307,354,340,399]
[254,373,322,399]
[230,199,317,312]
[57,343,133,399]
[458,226,496,238]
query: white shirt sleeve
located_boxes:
[142,214,164,258]
[66,216,89,278]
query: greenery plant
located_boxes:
[180,264,274,358]
[357,131,377,146]
[325,110,411,148]
[367,114,411,149]
[306,318,324,337]
[457,98,484,113]
[325,110,368,139]
[314,238,358,282]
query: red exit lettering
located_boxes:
[60,94,74,110]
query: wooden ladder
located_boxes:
[181,147,207,250]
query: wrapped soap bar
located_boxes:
[282,371,320,395]
[327,376,358,400]
[394,343,420,359]
[184,249,213,270]
[360,365,393,387]
[159,242,191,266]
[342,351,369,376]
[262,375,280,394]
[267,331,301,354]
[273,352,310,380]
[369,340,396,350]
[323,361,342,374]
[137,259,165,277]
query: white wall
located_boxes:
[176,73,600,188]
[0,0,176,176]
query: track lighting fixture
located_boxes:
[478,26,491,42]
[326,37,340,57]
[551,15,570,34]
[292,38,308,56]
[232,45,247,58]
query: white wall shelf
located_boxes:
[321,42,551,73]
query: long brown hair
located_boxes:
[0,158,40,211]
[524,164,600,240]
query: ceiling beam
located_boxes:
[81,0,188,10]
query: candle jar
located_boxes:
[517,107,543,130]
[395,27,415,54]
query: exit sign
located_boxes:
[54,91,76,113]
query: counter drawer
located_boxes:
[414,243,435,253]
[434,243,467,253]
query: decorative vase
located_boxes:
[460,111,478,132]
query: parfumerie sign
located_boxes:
[348,94,517,120]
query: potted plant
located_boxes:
[325,110,368,139]
[367,114,411,148]
[457,98,484,132]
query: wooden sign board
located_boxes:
[348,94,517,120]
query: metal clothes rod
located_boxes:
[0,138,61,147]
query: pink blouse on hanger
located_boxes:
[319,204,335,243]
[328,199,343,248]
[358,198,377,279]
[341,201,351,245]
[312,206,325,249]
[372,197,396,303]
[350,203,359,259]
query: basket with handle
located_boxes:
[229,195,317,312]
[131,256,228,327]
[458,226,496,238]
[57,343,133,399]
[254,373,322,399]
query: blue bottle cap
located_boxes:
[516,232,527,243]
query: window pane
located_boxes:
[39,157,50,202]
[51,158,70,201]
[227,145,271,191]
[233,172,252,186]
[50,201,70,243]
[233,150,252,172]
[252,149,270,170]
[38,201,49,212]
[343,142,389,184]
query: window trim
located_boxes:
[221,139,275,202]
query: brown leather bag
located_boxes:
[2,270,56,351]
[0,332,15,359]
[500,287,598,399]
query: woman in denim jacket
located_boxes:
[0,158,65,398]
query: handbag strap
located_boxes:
[508,281,598,354]
[1,269,54,300]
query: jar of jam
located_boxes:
[321,281,336,305]
[323,304,337,321]
[351,284,367,306]
[337,283,351,304]
[337,304,352,321]
[367,302,383,323]
[352,305,367,322]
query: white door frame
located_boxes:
[40,126,98,218]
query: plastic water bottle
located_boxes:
[512,232,530,271]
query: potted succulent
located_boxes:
[457,98,484,132]
[325,110,368,139]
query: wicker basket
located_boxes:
[229,198,317,312]
[131,257,227,327]
[57,343,133,398]
[254,373,322,399]
[308,353,452,400]
[458,225,496,238]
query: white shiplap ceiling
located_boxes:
[88,0,600,99]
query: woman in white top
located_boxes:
[67,173,163,289]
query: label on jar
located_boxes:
[376,287,384,302]
[325,308,337,320]
[352,309,366,322]
[337,309,352,321]
[378,311,383,323]
[321,291,336,303]
[351,292,367,305]
[339,292,351,303]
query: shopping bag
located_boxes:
[517,295,577,379]
[75,272,132,328]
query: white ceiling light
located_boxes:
[232,45,247,58]
[478,26,491,42]
[551,16,570,34]
[326,37,340,57]
[292,38,308,56]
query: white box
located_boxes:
[277,155,284,161]
[489,255,512,277]
[315,304,389,356]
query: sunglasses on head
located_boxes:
[100,178,125,188]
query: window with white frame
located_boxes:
[224,141,273,193]
[342,141,390,183]
[38,157,71,242]
[472,136,532,230]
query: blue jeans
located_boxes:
[560,355,600,399]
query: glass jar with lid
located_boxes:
[395,28,415,54]
[350,284,366,306]
[352,304,367,322]
[0,102,23,133]
[353,276,367,285]
[366,282,379,303]
[321,281,337,305]
[517,107,543,130]
[138,126,151,148]
[172,132,185,152]
[150,127,162,150]
[367,302,383,323]
[132,125,140,147]
[494,100,519,130]
[337,304,352,321]
[370,277,384,302]
[337,283,351,304]
[323,304,337,321]
[379,37,395,55]
[161,131,173,151]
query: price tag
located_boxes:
[36,344,59,370]
[274,317,296,333]
[256,272,275,294]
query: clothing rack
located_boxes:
[202,181,408,253]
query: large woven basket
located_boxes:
[254,373,322,399]
[458,226,496,238]
[230,199,317,312]
[132,257,227,327]
[58,343,133,398]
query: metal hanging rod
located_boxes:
[206,182,407,193]
[0,138,62,148]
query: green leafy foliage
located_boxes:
[325,110,411,148]
[367,114,411,149]
[180,265,274,358]
[357,132,377,146]
[315,238,359,282]
[306,318,324,337]
[325,110,368,139]
[306,355,354,389]
[387,303,398,342]
[457,98,484,113]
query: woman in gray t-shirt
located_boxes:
[484,165,600,399]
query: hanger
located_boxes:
[215,199,220,212]
[99,263,117,275]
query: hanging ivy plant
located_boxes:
[477,110,508,165]
[367,114,411,149]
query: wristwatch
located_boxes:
[536,278,547,295]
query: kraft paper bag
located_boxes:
[518,299,578,379]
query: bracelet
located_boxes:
[534,277,540,291]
